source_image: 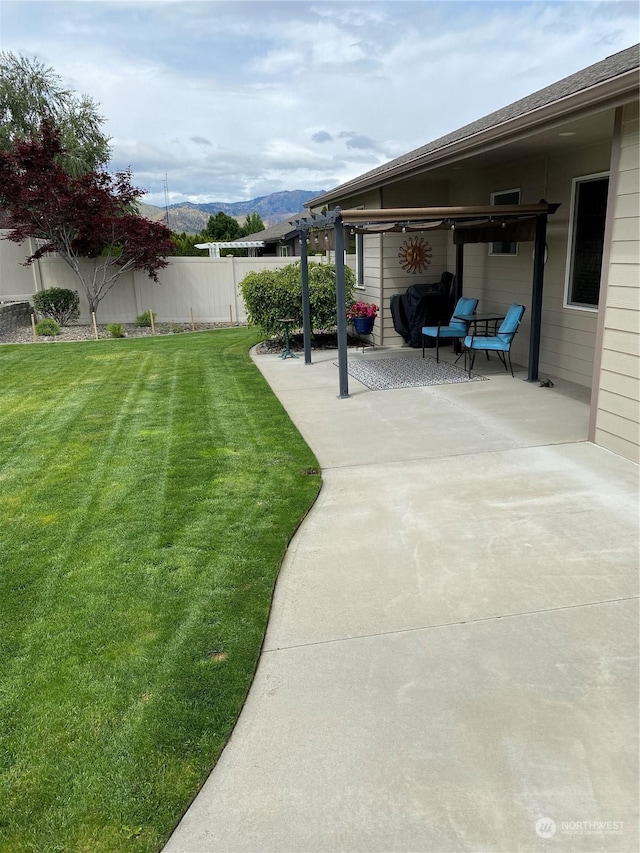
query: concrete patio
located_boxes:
[165,346,639,853]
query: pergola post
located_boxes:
[527,213,548,382]
[334,215,349,398]
[300,231,312,365]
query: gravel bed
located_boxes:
[0,321,241,345]
[1,323,367,353]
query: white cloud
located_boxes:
[1,0,637,205]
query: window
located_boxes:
[489,188,520,255]
[564,173,609,310]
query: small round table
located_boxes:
[278,318,298,359]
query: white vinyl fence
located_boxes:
[0,233,353,325]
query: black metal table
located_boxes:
[454,312,506,335]
[453,312,506,364]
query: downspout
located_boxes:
[589,107,623,442]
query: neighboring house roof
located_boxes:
[238,217,300,243]
[310,43,639,207]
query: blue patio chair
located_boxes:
[464,303,526,377]
[422,296,478,362]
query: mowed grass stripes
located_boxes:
[0,329,321,852]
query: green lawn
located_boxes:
[0,329,321,852]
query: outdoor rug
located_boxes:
[339,356,487,391]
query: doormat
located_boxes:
[338,356,487,390]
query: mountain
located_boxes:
[139,190,324,234]
[137,202,210,234]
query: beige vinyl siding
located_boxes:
[441,140,614,384]
[337,152,616,364]
[352,183,450,347]
[361,234,383,345]
[382,179,449,208]
[380,230,449,346]
[594,103,640,462]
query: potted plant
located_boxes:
[346,301,379,335]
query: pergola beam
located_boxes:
[339,203,557,223]
[195,240,265,258]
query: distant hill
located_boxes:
[137,202,210,234]
[139,189,324,234]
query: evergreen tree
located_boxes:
[204,211,242,241]
[170,232,205,256]
[241,212,265,236]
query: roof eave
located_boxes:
[309,67,639,208]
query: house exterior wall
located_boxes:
[379,230,450,346]
[443,140,613,384]
[347,148,622,372]
[593,103,640,462]
[357,230,451,347]
[348,183,452,347]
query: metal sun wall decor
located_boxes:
[398,236,432,274]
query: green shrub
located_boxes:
[35,318,60,337]
[135,311,156,327]
[106,323,124,338]
[33,288,80,326]
[239,262,354,337]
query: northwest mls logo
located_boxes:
[535,817,557,838]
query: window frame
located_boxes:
[563,171,609,313]
[489,188,521,256]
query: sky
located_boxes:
[0,0,638,207]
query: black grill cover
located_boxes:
[390,272,454,348]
